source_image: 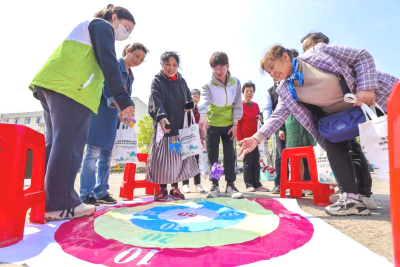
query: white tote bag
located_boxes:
[313,144,337,184]
[358,104,389,181]
[199,151,210,180]
[111,122,138,166]
[179,110,202,160]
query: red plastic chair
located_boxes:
[119,153,157,200]
[388,81,400,267]
[280,146,334,207]
[0,124,46,248]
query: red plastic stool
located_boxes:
[0,124,46,248]
[388,81,400,267]
[280,146,333,207]
[119,153,157,200]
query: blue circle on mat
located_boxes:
[130,201,246,233]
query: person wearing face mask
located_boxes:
[80,43,149,206]
[28,4,136,221]
[147,51,199,201]
[238,44,398,216]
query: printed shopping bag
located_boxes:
[179,110,202,160]
[111,122,138,166]
[358,104,389,181]
[313,145,337,184]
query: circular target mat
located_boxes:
[55,198,314,267]
[94,198,279,248]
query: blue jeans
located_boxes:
[80,145,112,200]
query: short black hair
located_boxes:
[301,32,329,44]
[242,81,256,94]
[160,51,180,66]
[209,51,229,67]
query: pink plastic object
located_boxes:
[388,81,400,267]
[119,153,158,200]
[0,124,46,248]
[280,146,333,207]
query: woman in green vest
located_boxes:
[28,4,136,221]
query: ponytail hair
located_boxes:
[94,4,135,24]
[287,49,299,58]
[122,42,150,57]
[260,45,299,71]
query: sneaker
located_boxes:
[325,193,371,216]
[255,186,270,192]
[182,184,190,193]
[154,188,168,201]
[271,186,280,194]
[97,194,117,204]
[82,195,99,206]
[246,187,255,192]
[170,187,185,200]
[226,184,244,199]
[45,203,96,222]
[361,195,378,210]
[195,184,205,193]
[206,184,221,198]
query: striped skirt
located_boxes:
[146,135,199,184]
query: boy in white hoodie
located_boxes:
[199,51,244,199]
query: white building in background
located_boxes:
[131,96,148,132]
[0,110,45,133]
[0,97,149,134]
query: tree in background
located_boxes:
[137,115,154,153]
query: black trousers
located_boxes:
[302,158,311,181]
[183,154,201,185]
[36,89,92,211]
[274,131,289,186]
[206,125,236,184]
[351,138,372,196]
[325,138,372,195]
[243,148,262,188]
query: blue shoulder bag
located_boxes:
[317,77,366,143]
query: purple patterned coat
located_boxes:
[256,43,399,150]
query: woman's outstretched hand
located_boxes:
[238,137,259,158]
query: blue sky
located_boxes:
[1,0,399,113]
